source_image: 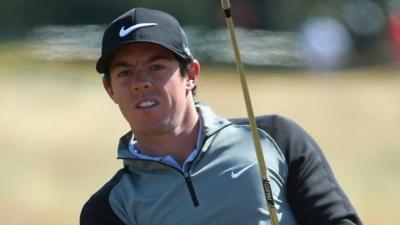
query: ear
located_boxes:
[103,79,118,104]
[185,59,200,91]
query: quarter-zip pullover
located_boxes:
[80,102,362,225]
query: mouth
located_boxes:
[136,100,159,109]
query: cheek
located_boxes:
[118,104,134,125]
[168,80,188,100]
[111,81,132,103]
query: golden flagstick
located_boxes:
[219,0,279,224]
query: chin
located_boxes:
[130,119,173,135]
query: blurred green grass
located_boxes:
[1,43,399,225]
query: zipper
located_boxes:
[123,158,200,207]
[183,171,199,207]
[179,132,211,207]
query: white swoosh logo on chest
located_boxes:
[231,164,255,179]
[119,23,158,37]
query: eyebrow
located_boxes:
[110,54,174,71]
[110,62,130,70]
[147,54,174,63]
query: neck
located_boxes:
[134,106,200,165]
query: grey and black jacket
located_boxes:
[80,103,363,225]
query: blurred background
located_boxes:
[0,0,399,224]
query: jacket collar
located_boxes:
[196,102,231,137]
[117,102,231,159]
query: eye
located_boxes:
[117,70,132,77]
[150,64,165,71]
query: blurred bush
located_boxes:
[0,0,396,67]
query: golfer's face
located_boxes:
[106,43,192,136]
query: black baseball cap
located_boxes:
[96,8,192,74]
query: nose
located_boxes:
[132,72,152,91]
[132,81,151,91]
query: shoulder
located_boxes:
[80,168,128,225]
[230,114,315,159]
[230,114,304,138]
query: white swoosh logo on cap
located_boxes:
[231,164,255,179]
[119,23,158,37]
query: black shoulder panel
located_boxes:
[80,168,128,225]
[230,115,363,225]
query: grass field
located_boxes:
[1,43,399,225]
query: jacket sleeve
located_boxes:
[231,115,363,225]
[80,168,128,225]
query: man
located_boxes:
[80,7,363,225]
